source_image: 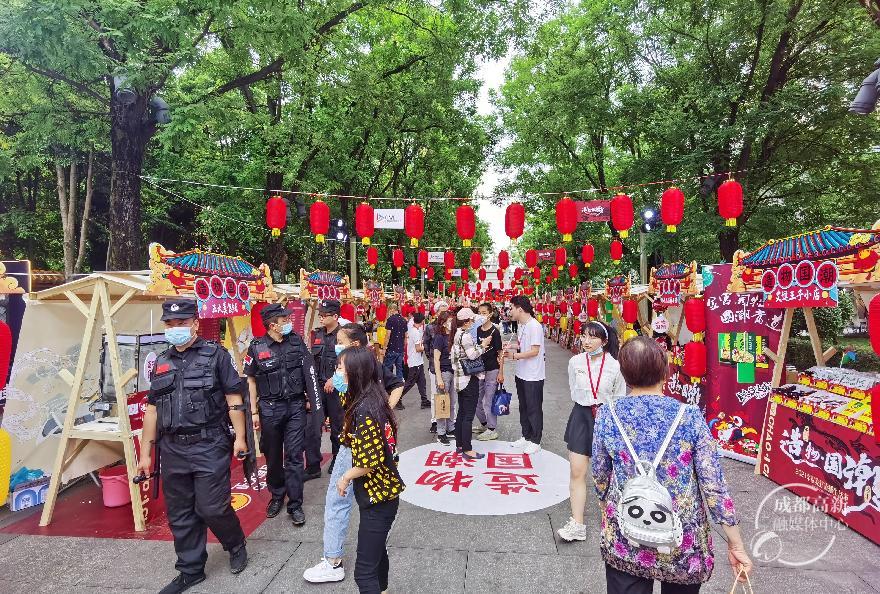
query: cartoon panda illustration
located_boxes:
[616,476,684,554]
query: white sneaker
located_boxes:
[511,437,527,448]
[476,429,499,441]
[557,517,587,542]
[522,441,542,455]
[303,558,345,583]
[473,424,487,433]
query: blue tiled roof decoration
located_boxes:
[741,227,880,268]
[164,250,260,280]
[655,262,690,279]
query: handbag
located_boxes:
[491,383,512,416]
[458,334,485,375]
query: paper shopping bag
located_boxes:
[434,391,451,419]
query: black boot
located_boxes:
[159,573,205,594]
[229,543,248,574]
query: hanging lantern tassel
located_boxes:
[310,199,330,243]
[556,196,578,242]
[718,179,743,227]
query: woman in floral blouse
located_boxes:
[592,337,752,593]
[335,347,405,594]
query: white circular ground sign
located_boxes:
[398,441,570,515]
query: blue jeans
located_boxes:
[383,350,404,381]
[323,445,353,559]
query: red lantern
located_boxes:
[587,298,599,319]
[573,320,582,336]
[461,268,469,281]
[456,204,476,246]
[487,282,494,291]
[522,277,529,288]
[498,250,510,270]
[427,267,435,281]
[479,267,487,281]
[505,203,525,243]
[470,250,482,270]
[555,247,566,270]
[581,244,594,267]
[622,299,638,325]
[375,302,388,323]
[546,274,553,284]
[610,240,623,264]
[661,187,684,233]
[717,179,743,227]
[404,203,425,247]
[684,297,707,337]
[444,268,452,281]
[514,267,524,281]
[355,202,374,244]
[476,282,483,292]
[417,249,429,269]
[571,301,582,316]
[366,246,378,269]
[392,248,404,271]
[309,199,330,243]
[409,266,418,280]
[525,249,538,270]
[870,294,880,355]
[559,301,568,315]
[552,266,559,279]
[450,282,458,294]
[611,194,634,238]
[569,263,578,279]
[265,195,287,237]
[533,267,541,281]
[683,341,707,383]
[444,250,455,269]
[556,196,578,242]
[497,268,505,281]
[547,303,556,315]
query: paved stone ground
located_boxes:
[0,338,878,593]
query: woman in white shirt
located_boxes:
[558,321,626,543]
[452,307,492,460]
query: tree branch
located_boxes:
[8,58,108,105]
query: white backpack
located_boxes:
[606,400,686,554]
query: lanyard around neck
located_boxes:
[587,352,606,401]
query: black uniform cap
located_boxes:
[318,299,341,315]
[161,299,198,321]
[260,303,294,323]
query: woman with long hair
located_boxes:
[431,310,456,444]
[334,347,405,594]
[451,307,492,460]
[558,321,626,542]
[474,302,504,441]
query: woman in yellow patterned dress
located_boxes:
[334,346,405,594]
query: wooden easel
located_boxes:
[39,277,145,531]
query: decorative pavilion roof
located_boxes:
[740,227,880,268]
[163,250,260,280]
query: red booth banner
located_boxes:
[759,395,880,546]
[575,200,611,222]
[701,263,784,463]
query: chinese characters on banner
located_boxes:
[759,400,880,546]
[701,264,783,463]
[761,260,839,309]
[575,200,611,222]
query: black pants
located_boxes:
[515,377,545,444]
[160,432,245,576]
[259,397,306,511]
[605,564,701,594]
[402,364,427,401]
[355,498,399,594]
[455,375,480,452]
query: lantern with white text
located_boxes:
[404,203,425,247]
[417,249,429,270]
[392,248,404,271]
[265,195,287,237]
[505,203,525,243]
[611,194,634,238]
[525,249,538,270]
[470,250,482,270]
[444,250,455,269]
[661,187,684,233]
[355,202,374,244]
[366,246,378,269]
[569,264,578,279]
[581,244,594,268]
[622,299,639,342]
[309,199,330,243]
[610,240,623,264]
[456,204,476,246]
[683,341,707,383]
[717,179,743,227]
[556,196,578,242]
[498,250,510,270]
[555,247,566,270]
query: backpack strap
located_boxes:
[606,400,645,476]
[652,405,687,471]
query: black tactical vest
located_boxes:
[311,327,339,382]
[251,334,307,399]
[149,341,226,434]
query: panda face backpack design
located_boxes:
[606,400,686,554]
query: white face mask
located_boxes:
[473,315,486,327]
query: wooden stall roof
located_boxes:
[30,271,158,301]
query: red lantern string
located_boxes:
[684,297,707,339]
[556,196,578,242]
[309,199,330,243]
[456,204,476,247]
[505,203,525,243]
[717,179,743,227]
[355,202,374,244]
[684,341,707,383]
[265,195,287,237]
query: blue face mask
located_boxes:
[331,370,348,394]
[335,344,345,356]
[280,322,293,335]
[587,346,604,357]
[165,326,192,346]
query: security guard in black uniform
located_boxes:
[138,299,248,594]
[306,299,344,476]
[244,303,319,525]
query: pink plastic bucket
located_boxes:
[99,465,132,507]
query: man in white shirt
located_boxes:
[503,295,545,455]
[401,312,429,409]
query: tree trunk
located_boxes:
[56,162,75,279]
[108,94,153,270]
[719,227,740,263]
[74,150,95,274]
